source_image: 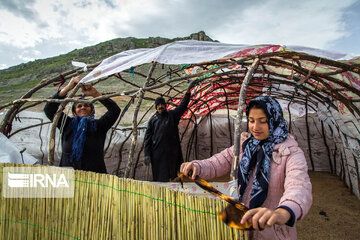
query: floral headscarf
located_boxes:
[238,96,288,208]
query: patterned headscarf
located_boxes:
[70,98,96,163]
[238,96,288,208]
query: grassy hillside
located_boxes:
[0,31,215,106]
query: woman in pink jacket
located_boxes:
[181,96,312,240]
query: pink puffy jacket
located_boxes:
[192,132,312,240]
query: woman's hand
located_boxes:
[58,76,82,97]
[241,207,291,231]
[68,76,82,88]
[180,162,199,179]
[80,84,101,98]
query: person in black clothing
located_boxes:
[144,81,195,182]
[44,76,120,173]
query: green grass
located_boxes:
[0,68,33,81]
[0,79,40,91]
[43,59,69,69]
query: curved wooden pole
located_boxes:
[124,61,157,178]
[0,63,100,135]
[321,120,333,173]
[104,97,134,154]
[305,93,315,171]
[231,58,260,180]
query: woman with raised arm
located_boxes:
[44,76,120,173]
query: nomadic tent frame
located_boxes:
[1,40,359,197]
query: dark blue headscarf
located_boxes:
[70,100,96,163]
[238,96,288,208]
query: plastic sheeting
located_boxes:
[81,40,355,83]
[0,132,38,164]
[1,111,335,171]
[0,110,61,165]
[1,109,359,198]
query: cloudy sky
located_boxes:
[0,0,359,70]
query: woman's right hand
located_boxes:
[59,76,82,97]
[68,76,82,89]
[180,162,199,180]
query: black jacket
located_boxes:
[144,92,190,181]
[44,93,120,173]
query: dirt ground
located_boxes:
[297,171,360,240]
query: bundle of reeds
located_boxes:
[0,163,247,239]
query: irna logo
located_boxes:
[7,173,69,188]
[3,167,74,198]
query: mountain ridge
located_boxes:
[0,31,215,88]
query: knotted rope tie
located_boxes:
[193,78,200,96]
[166,70,172,79]
[129,67,135,78]
[53,74,66,92]
[180,64,190,70]
[324,97,332,110]
[2,122,12,137]
[116,73,124,80]
[15,115,21,123]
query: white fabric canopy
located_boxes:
[0,132,38,164]
[81,40,355,83]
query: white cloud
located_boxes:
[27,0,166,44]
[0,63,8,70]
[0,0,358,68]
[18,55,35,62]
[32,49,42,56]
[212,0,356,49]
[0,10,43,48]
[65,40,84,45]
